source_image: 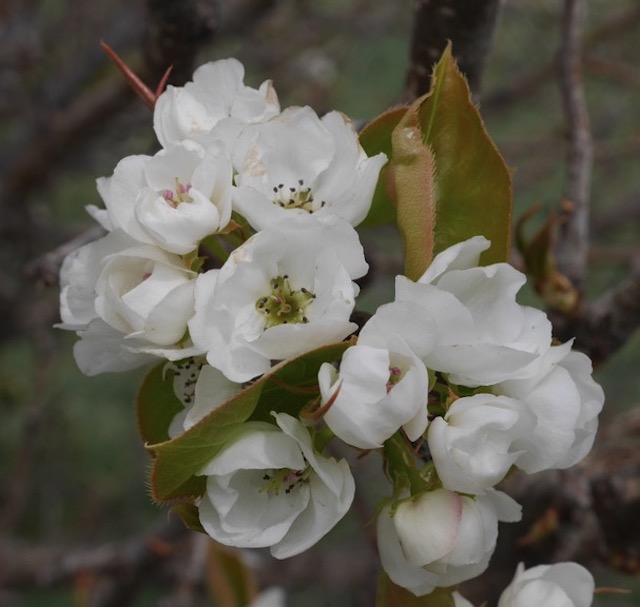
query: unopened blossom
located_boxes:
[154,57,280,149]
[168,361,243,438]
[395,236,553,387]
[498,562,595,607]
[377,488,521,596]
[494,343,604,473]
[93,142,232,255]
[189,215,368,383]
[232,106,387,230]
[428,393,535,494]
[318,301,436,449]
[198,412,355,559]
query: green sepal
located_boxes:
[171,502,205,533]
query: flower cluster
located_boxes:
[59,57,604,602]
[320,235,604,595]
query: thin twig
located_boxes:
[484,3,640,110]
[555,0,593,293]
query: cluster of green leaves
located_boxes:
[136,45,513,607]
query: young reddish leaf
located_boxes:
[359,105,408,227]
[205,540,258,607]
[148,341,350,503]
[390,107,436,280]
[376,571,456,607]
[416,44,512,265]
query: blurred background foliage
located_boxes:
[1,0,639,605]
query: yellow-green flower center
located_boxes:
[272,179,326,214]
[260,466,310,496]
[256,275,315,329]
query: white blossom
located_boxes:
[232,106,387,230]
[494,343,604,473]
[188,215,367,383]
[58,230,200,374]
[377,488,521,596]
[428,393,535,494]
[93,242,196,347]
[395,236,553,387]
[154,58,280,150]
[498,562,595,607]
[318,301,436,449]
[94,142,232,255]
[197,412,355,559]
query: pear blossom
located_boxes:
[93,242,196,347]
[232,106,387,230]
[168,361,243,438]
[428,393,535,494]
[154,57,280,149]
[58,229,200,374]
[498,562,595,607]
[395,236,553,387]
[188,215,368,382]
[494,344,604,473]
[377,488,521,596]
[318,301,436,449]
[93,142,233,255]
[197,412,355,559]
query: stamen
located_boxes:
[256,275,316,329]
[271,178,320,213]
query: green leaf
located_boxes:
[148,341,350,503]
[137,362,184,446]
[390,108,436,280]
[359,105,408,227]
[416,43,512,265]
[376,572,456,607]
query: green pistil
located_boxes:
[272,179,326,214]
[260,467,309,496]
[256,275,315,329]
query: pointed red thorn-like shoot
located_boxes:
[100,40,155,109]
[155,65,174,99]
